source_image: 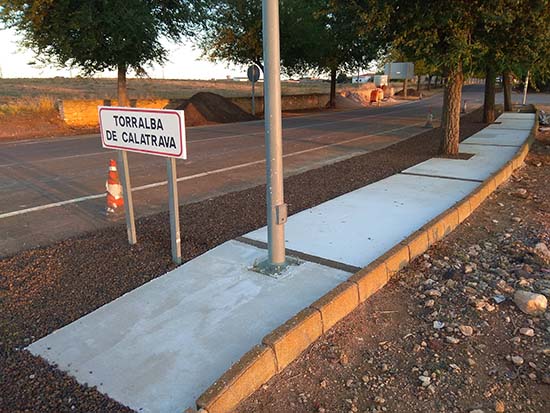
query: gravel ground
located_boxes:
[1,109,490,412]
[237,132,550,413]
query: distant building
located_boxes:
[352,73,375,84]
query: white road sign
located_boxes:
[384,62,415,79]
[99,106,187,159]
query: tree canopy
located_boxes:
[0,0,202,102]
[199,0,385,106]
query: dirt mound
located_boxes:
[175,92,256,126]
[395,88,421,97]
[335,94,364,109]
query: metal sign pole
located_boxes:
[167,158,182,265]
[262,0,286,266]
[118,150,137,245]
[252,79,256,116]
[522,70,530,105]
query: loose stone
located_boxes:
[519,327,535,337]
[511,355,524,366]
[459,325,474,337]
[513,290,547,315]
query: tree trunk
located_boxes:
[117,64,129,107]
[403,77,408,97]
[483,64,496,123]
[417,75,421,92]
[329,68,337,108]
[427,75,432,90]
[502,70,513,111]
[440,65,464,155]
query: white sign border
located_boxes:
[98,106,187,159]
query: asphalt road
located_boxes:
[0,85,540,257]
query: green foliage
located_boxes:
[475,0,550,78]
[199,0,384,77]
[198,0,263,68]
[284,0,384,76]
[372,0,484,75]
[0,0,202,75]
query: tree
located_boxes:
[199,0,384,108]
[367,0,483,155]
[476,0,550,119]
[283,0,384,108]
[0,0,201,105]
[198,0,264,70]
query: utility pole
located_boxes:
[262,0,286,268]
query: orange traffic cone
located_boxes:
[106,159,124,214]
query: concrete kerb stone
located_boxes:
[348,259,389,303]
[262,307,323,372]
[310,281,359,333]
[194,114,539,413]
[196,344,277,413]
[381,242,411,278]
[455,198,472,224]
[406,229,431,261]
[425,208,460,245]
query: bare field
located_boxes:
[0,77,337,139]
[0,77,335,104]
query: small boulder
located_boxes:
[519,327,535,337]
[513,290,547,315]
[459,325,474,337]
[534,243,550,263]
[512,188,528,199]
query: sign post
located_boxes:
[247,64,261,116]
[167,157,182,264]
[99,107,187,264]
[118,150,137,244]
[522,70,530,105]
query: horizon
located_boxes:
[0,28,247,80]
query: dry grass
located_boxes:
[0,77,342,116]
[0,77,337,103]
[0,95,56,116]
[0,77,437,118]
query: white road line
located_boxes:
[0,122,422,220]
[0,151,109,168]
[0,108,428,169]
[0,102,431,168]
[0,98,428,150]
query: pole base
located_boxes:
[251,256,301,279]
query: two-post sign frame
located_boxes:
[99,106,187,264]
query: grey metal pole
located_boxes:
[522,70,530,105]
[118,150,137,245]
[252,79,256,116]
[167,158,182,265]
[262,0,286,266]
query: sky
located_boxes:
[0,29,247,80]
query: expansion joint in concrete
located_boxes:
[400,171,484,183]
[236,236,361,274]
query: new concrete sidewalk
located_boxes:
[28,113,535,413]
